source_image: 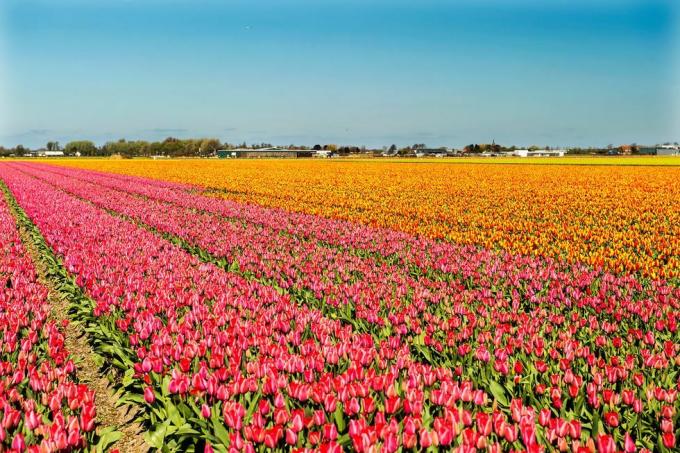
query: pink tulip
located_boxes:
[144,386,156,404]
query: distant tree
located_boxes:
[159,137,184,157]
[388,144,397,154]
[149,141,164,156]
[14,145,28,156]
[65,140,97,156]
[325,144,338,152]
[312,144,322,151]
[46,141,61,151]
[199,138,221,156]
[397,147,411,156]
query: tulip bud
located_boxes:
[285,428,297,446]
[632,399,642,413]
[604,411,619,427]
[419,429,432,448]
[144,386,155,404]
[624,432,636,452]
[662,433,676,449]
[290,413,304,433]
[660,419,673,433]
[12,433,25,451]
[274,393,285,409]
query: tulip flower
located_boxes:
[662,433,676,449]
[604,411,619,427]
[144,386,156,404]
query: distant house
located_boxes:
[217,148,313,158]
[314,150,332,158]
[414,148,449,158]
[513,149,564,157]
[27,150,65,157]
[532,150,565,157]
[657,145,679,156]
[618,144,633,155]
[638,145,680,156]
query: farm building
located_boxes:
[26,150,65,157]
[637,145,680,156]
[656,145,679,156]
[415,148,449,157]
[513,149,565,157]
[216,148,313,158]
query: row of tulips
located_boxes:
[0,185,98,451]
[1,163,679,451]
[15,163,439,262]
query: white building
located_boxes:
[531,149,566,157]
[513,149,565,157]
[657,145,679,156]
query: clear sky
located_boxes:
[1,0,677,149]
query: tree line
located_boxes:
[0,138,223,158]
[1,139,676,158]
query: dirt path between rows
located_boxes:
[16,216,148,452]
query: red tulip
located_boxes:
[12,434,25,451]
[285,428,297,446]
[660,419,673,433]
[624,432,636,452]
[144,386,156,404]
[662,433,676,449]
[604,411,619,427]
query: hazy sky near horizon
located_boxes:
[1,0,678,148]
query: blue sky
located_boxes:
[1,0,677,148]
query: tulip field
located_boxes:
[0,160,678,452]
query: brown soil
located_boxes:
[18,222,148,452]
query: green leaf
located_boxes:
[592,411,602,436]
[245,390,262,423]
[488,380,509,407]
[166,399,186,427]
[94,427,122,453]
[334,403,346,433]
[211,413,231,447]
[144,421,169,449]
